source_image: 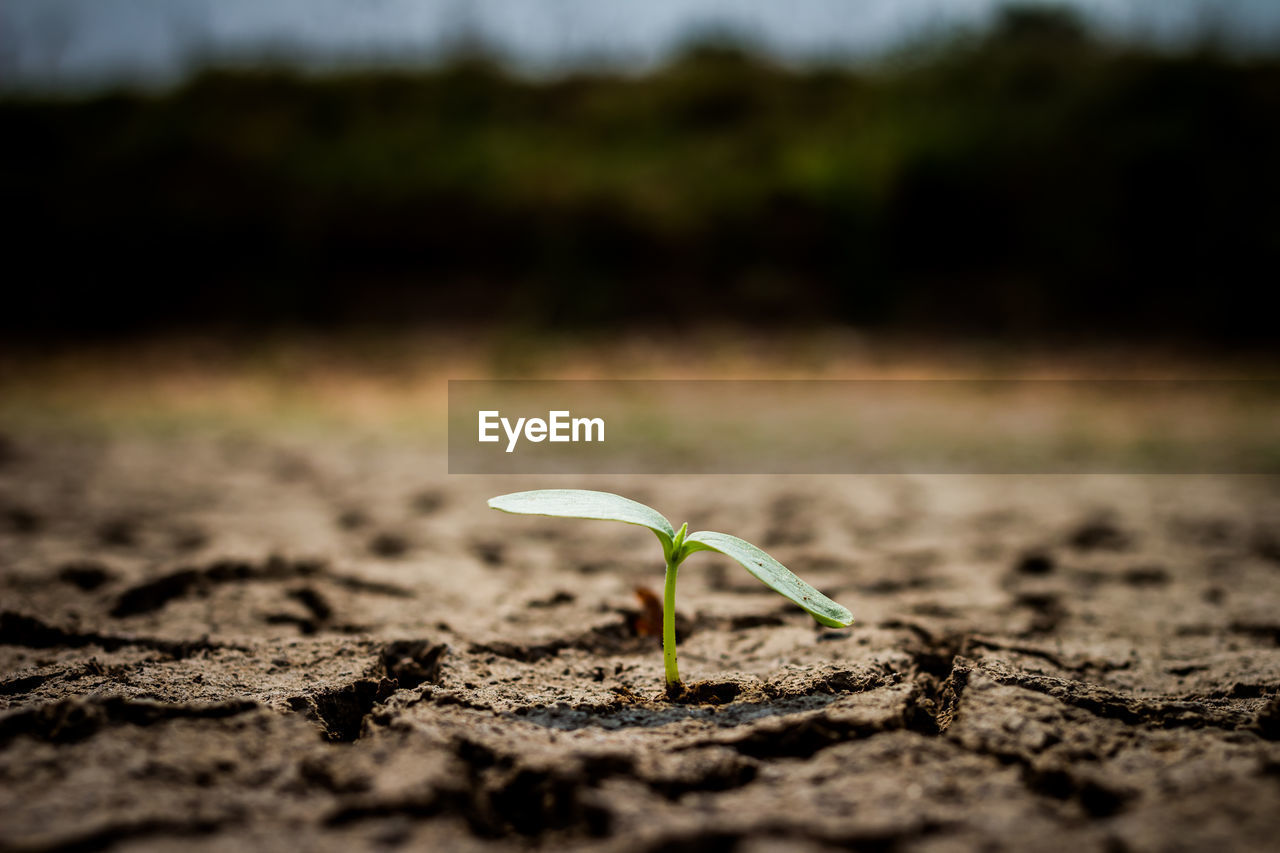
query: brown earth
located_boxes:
[2,430,1280,851]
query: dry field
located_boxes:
[2,333,1278,851]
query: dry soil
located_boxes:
[2,431,1279,851]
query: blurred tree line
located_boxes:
[3,9,1278,343]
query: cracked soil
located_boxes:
[2,432,1279,851]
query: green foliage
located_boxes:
[4,15,1279,339]
[489,489,852,687]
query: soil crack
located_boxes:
[287,641,448,741]
[7,816,229,853]
[109,556,413,618]
[0,610,236,659]
[0,696,258,746]
[971,658,1257,730]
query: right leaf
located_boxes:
[684,531,853,628]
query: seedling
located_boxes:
[488,489,853,690]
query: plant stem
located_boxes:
[662,556,680,687]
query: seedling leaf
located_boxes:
[487,489,855,687]
[684,531,854,628]
[488,489,675,553]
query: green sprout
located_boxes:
[488,489,853,691]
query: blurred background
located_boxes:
[1,1,1278,437]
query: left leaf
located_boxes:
[488,489,675,553]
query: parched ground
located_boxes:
[2,430,1279,852]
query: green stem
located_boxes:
[662,556,680,687]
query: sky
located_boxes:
[3,0,1280,91]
